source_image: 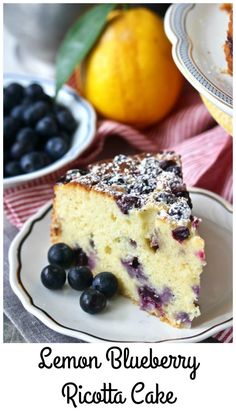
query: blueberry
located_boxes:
[4,161,22,177]
[20,151,49,173]
[36,116,58,137]
[4,91,15,114]
[92,272,118,298]
[175,312,191,324]
[22,96,35,106]
[5,82,24,105]
[41,265,66,290]
[160,160,182,176]
[171,184,187,195]
[175,190,193,209]
[138,285,162,311]
[166,165,183,178]
[116,195,141,214]
[23,101,49,126]
[25,83,44,100]
[4,116,21,143]
[121,257,147,280]
[80,288,107,314]
[11,104,27,124]
[159,159,176,171]
[60,131,71,142]
[45,137,69,160]
[53,102,67,113]
[56,109,77,133]
[68,266,93,291]
[74,247,88,266]
[172,226,190,242]
[77,167,89,176]
[16,127,38,147]
[168,201,191,221]
[4,149,10,165]
[155,192,176,205]
[48,243,74,269]
[10,141,34,160]
[42,93,54,105]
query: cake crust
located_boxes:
[53,152,192,226]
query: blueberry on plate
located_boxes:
[92,272,118,298]
[45,137,69,160]
[4,161,22,177]
[35,116,58,137]
[16,127,38,147]
[80,288,107,314]
[68,266,93,291]
[41,265,66,289]
[25,83,44,100]
[10,141,34,160]
[56,109,77,133]
[20,151,49,173]
[48,243,74,269]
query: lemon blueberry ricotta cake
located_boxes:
[222,3,233,75]
[51,152,206,328]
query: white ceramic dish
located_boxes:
[164,4,233,116]
[4,73,96,188]
[9,188,232,343]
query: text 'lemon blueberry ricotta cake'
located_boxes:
[51,152,206,328]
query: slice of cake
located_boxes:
[51,152,206,328]
[222,3,233,75]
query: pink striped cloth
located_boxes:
[4,83,233,342]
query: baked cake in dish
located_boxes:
[51,152,206,328]
[222,3,233,75]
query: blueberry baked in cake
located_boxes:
[51,152,206,328]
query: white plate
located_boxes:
[4,73,96,188]
[164,4,233,116]
[9,188,232,343]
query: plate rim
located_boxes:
[4,72,97,187]
[8,187,233,343]
[164,3,233,116]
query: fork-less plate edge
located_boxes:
[164,4,233,117]
[8,188,233,343]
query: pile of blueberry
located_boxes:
[4,82,77,177]
[41,243,119,314]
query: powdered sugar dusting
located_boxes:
[58,152,193,224]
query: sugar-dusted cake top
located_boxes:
[58,152,193,224]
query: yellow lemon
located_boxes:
[76,8,183,128]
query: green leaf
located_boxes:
[56,4,117,95]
